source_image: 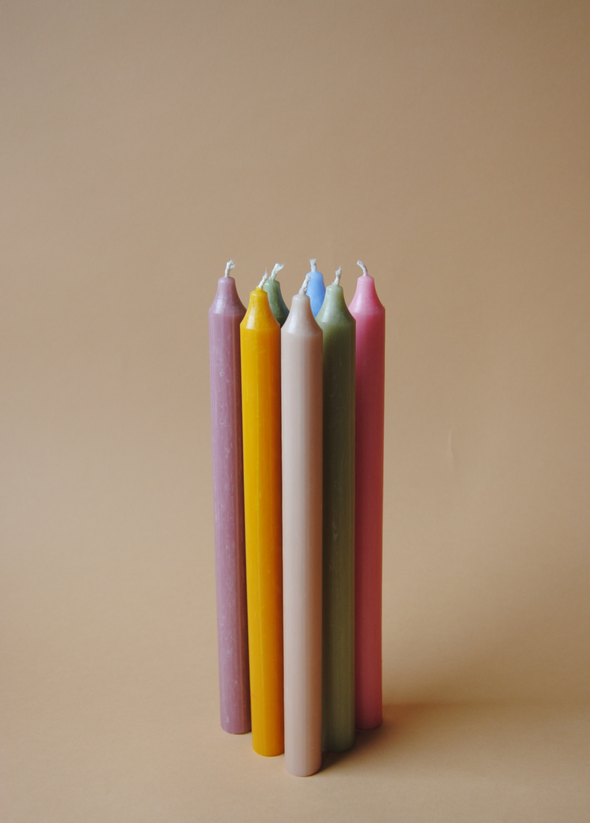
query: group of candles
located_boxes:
[208,258,385,777]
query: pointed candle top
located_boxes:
[309,258,317,272]
[357,260,368,277]
[334,267,342,286]
[269,263,284,282]
[299,273,311,294]
[258,270,269,289]
[225,260,235,277]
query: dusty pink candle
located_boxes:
[208,261,250,734]
[281,276,323,776]
[349,261,385,731]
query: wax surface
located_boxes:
[240,288,284,757]
[316,282,356,753]
[281,292,323,777]
[306,268,326,317]
[208,276,251,734]
[349,274,385,731]
[263,279,289,327]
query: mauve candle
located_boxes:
[349,261,385,731]
[208,261,251,734]
[282,275,323,777]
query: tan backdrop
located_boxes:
[2,1,590,821]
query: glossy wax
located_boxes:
[349,273,386,730]
[208,276,251,734]
[315,282,356,753]
[240,287,284,756]
[263,278,290,326]
[281,292,323,777]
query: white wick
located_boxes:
[334,267,342,285]
[258,270,269,289]
[269,263,284,282]
[309,258,317,272]
[225,260,235,277]
[357,260,368,276]
[299,273,311,294]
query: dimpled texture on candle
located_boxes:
[208,276,251,735]
[349,273,386,731]
[240,288,284,757]
[316,282,356,753]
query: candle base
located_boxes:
[321,731,355,753]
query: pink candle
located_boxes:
[349,261,385,730]
[208,261,250,734]
[281,275,323,776]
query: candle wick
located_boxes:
[269,263,284,282]
[309,258,317,272]
[299,273,311,294]
[357,260,368,277]
[258,270,269,289]
[334,267,342,285]
[225,260,235,277]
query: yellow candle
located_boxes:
[240,283,284,757]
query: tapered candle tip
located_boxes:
[299,273,311,294]
[309,258,317,272]
[357,260,368,276]
[269,263,284,282]
[334,267,342,285]
[258,270,269,289]
[225,260,235,277]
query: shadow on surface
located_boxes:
[320,702,590,785]
[320,703,423,772]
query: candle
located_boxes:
[240,277,284,757]
[349,261,386,731]
[281,274,323,777]
[208,261,251,734]
[306,259,326,317]
[263,263,290,327]
[315,268,356,753]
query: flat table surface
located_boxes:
[5,695,590,822]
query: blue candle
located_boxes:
[306,259,326,317]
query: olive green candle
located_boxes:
[315,268,356,753]
[263,264,290,327]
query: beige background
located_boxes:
[2,1,590,820]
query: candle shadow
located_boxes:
[318,702,590,792]
[319,703,421,773]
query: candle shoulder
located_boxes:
[209,277,246,318]
[349,276,385,317]
[316,285,355,329]
[263,280,289,327]
[306,271,326,317]
[241,288,280,333]
[282,294,322,338]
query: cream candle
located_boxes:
[281,274,323,777]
